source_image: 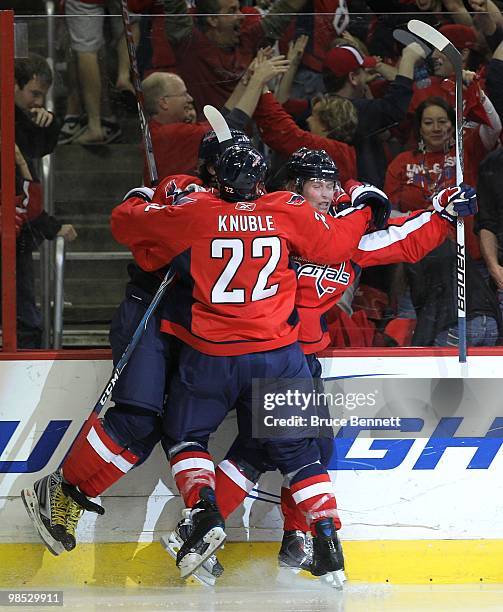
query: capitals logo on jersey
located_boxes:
[287,193,305,206]
[297,262,351,298]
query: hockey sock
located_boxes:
[281,485,309,532]
[78,446,139,498]
[170,449,216,508]
[289,464,341,529]
[215,459,257,519]
[62,418,139,497]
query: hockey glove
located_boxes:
[432,184,477,225]
[344,180,391,229]
[122,186,155,203]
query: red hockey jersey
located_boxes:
[295,209,451,353]
[111,190,371,355]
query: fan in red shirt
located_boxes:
[254,91,357,184]
[141,72,210,185]
[212,147,478,581]
[385,95,501,259]
[161,0,307,115]
[409,23,484,115]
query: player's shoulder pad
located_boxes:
[154,174,204,203]
[260,190,307,207]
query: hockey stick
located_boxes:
[392,28,432,58]
[120,0,158,185]
[60,5,176,461]
[407,19,467,363]
[60,270,175,468]
[203,105,233,151]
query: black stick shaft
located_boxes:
[120,1,158,185]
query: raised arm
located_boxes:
[254,92,356,183]
[162,0,193,45]
[354,187,478,267]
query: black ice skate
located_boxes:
[278,530,313,573]
[310,518,346,589]
[161,508,224,587]
[21,470,68,556]
[172,486,226,580]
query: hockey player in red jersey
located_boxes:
[20,132,249,586]
[19,173,204,556]
[111,143,390,579]
[212,147,478,583]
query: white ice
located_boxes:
[18,582,503,611]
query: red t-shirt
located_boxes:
[254,92,357,185]
[170,24,265,115]
[144,119,209,186]
[384,128,488,259]
[111,190,371,355]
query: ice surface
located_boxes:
[19,582,503,611]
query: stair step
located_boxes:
[62,328,111,347]
[54,172,143,201]
[54,200,125,217]
[54,278,126,305]
[61,224,122,251]
[63,258,131,278]
[32,251,132,261]
[63,305,118,324]
[40,140,147,346]
[54,144,143,173]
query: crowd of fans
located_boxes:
[6,0,503,348]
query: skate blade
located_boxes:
[277,566,317,584]
[320,569,346,590]
[21,488,65,556]
[178,526,226,580]
[161,533,216,587]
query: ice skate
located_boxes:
[278,530,313,573]
[161,508,224,586]
[172,486,226,580]
[310,518,346,590]
[276,529,318,585]
[21,470,68,556]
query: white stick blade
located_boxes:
[407,19,450,52]
[203,105,232,144]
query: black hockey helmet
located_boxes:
[285,147,339,191]
[199,129,252,186]
[199,129,252,166]
[216,144,268,202]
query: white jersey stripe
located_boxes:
[218,459,256,493]
[171,458,215,477]
[292,481,334,504]
[358,211,433,252]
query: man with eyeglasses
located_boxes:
[141,71,253,185]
